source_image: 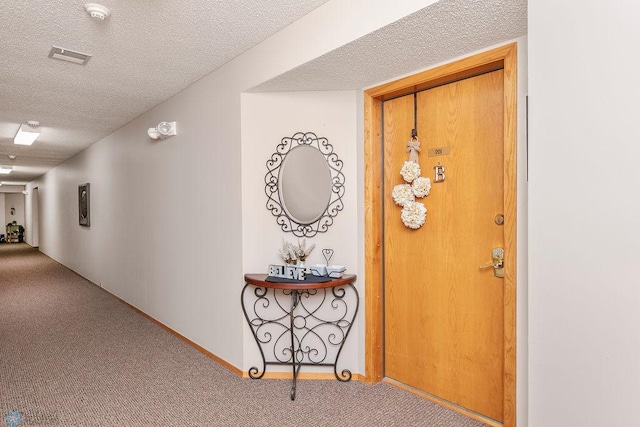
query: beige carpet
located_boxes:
[0,243,487,426]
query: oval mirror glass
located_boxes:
[278,145,332,225]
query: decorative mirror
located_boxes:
[265,132,345,237]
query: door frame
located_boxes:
[363,43,517,426]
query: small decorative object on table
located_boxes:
[270,239,317,281]
[268,264,306,281]
[326,265,346,278]
[322,248,334,265]
[279,239,298,265]
[292,239,315,269]
[278,238,315,268]
[309,264,327,277]
[309,248,345,278]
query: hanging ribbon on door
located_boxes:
[390,93,432,229]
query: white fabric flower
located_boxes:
[401,201,427,229]
[412,176,431,198]
[392,184,414,206]
[279,240,297,264]
[400,161,421,183]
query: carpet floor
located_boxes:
[0,244,487,426]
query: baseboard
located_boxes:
[244,371,366,382]
[383,378,501,427]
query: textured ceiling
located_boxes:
[252,0,527,92]
[0,0,527,185]
[0,0,330,184]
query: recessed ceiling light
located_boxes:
[49,46,92,66]
[14,124,40,146]
[0,166,13,174]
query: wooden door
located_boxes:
[383,70,505,422]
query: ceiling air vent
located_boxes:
[48,46,92,65]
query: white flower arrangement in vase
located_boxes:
[292,239,315,268]
[279,239,298,265]
[279,239,315,267]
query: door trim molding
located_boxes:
[363,43,517,426]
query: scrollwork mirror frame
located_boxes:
[265,132,345,237]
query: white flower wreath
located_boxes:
[400,161,421,183]
[390,137,432,230]
[412,176,431,198]
[392,184,414,206]
[401,201,427,229]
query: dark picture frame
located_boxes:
[78,183,90,227]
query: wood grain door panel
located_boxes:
[383,70,505,422]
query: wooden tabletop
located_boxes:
[244,273,357,290]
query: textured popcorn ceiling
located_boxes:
[252,0,527,92]
[0,0,526,184]
[0,0,329,184]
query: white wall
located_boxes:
[529,2,640,426]
[0,194,4,234]
[27,86,246,366]
[241,91,358,372]
[5,193,25,227]
[30,187,39,247]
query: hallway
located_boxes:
[0,244,485,426]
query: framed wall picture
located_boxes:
[79,183,90,227]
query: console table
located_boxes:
[241,273,358,400]
[5,224,23,243]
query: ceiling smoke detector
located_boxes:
[8,155,16,160]
[84,3,111,20]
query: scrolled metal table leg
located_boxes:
[290,291,299,400]
[332,283,359,382]
[241,283,267,379]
